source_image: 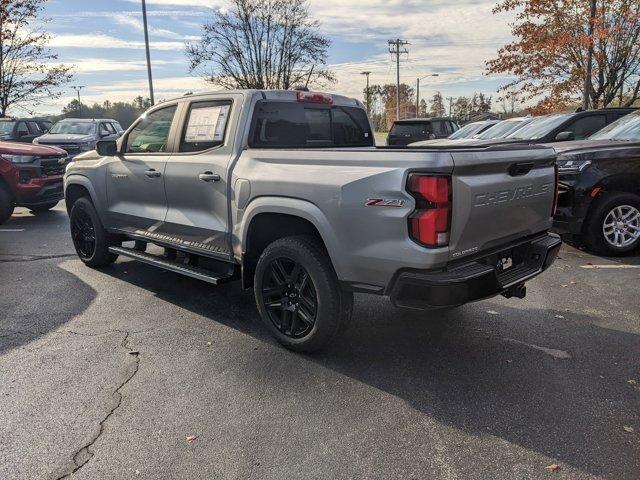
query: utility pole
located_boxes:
[447,96,455,117]
[141,0,155,105]
[582,0,597,110]
[388,39,409,121]
[73,86,85,117]
[416,74,439,118]
[360,71,371,115]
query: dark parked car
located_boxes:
[0,117,53,143]
[387,118,459,146]
[411,108,636,148]
[0,141,69,223]
[34,118,123,158]
[553,110,640,255]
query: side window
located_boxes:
[111,122,123,133]
[16,122,29,136]
[565,115,607,140]
[99,123,111,136]
[126,105,177,153]
[27,122,42,134]
[179,100,231,153]
[432,121,446,136]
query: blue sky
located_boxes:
[32,0,517,115]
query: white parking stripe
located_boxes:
[0,229,25,232]
[581,264,640,269]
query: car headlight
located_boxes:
[557,158,591,173]
[2,154,37,164]
[79,141,96,152]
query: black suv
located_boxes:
[0,117,53,143]
[387,118,459,146]
[553,110,640,255]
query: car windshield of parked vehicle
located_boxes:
[588,111,640,141]
[475,118,530,139]
[506,114,572,140]
[448,122,485,139]
[0,121,15,134]
[49,121,95,135]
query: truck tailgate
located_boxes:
[448,146,557,260]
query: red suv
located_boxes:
[0,141,69,224]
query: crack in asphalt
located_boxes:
[0,253,77,263]
[54,330,141,480]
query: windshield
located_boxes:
[475,119,530,139]
[0,121,15,134]
[589,111,640,141]
[49,121,95,135]
[449,122,485,139]
[506,114,572,140]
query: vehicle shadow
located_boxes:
[0,259,96,355]
[101,259,639,479]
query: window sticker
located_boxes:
[184,105,230,143]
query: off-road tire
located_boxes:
[69,197,118,267]
[583,192,640,256]
[254,235,353,353]
[0,185,14,225]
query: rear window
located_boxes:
[249,101,373,148]
[390,122,431,136]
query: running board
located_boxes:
[108,246,232,285]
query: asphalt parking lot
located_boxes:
[1,203,639,480]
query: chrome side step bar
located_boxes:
[108,246,232,285]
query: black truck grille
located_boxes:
[40,157,68,176]
[44,144,81,156]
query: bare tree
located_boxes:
[0,0,73,115]
[186,0,334,90]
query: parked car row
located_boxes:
[0,117,123,223]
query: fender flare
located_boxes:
[64,174,106,222]
[236,196,349,279]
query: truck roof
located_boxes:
[168,89,363,108]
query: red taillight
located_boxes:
[296,90,333,105]
[552,163,559,216]
[407,174,451,247]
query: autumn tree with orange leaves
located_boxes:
[487,0,640,114]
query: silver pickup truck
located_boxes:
[64,89,561,352]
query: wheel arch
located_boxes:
[64,175,101,215]
[583,174,640,232]
[237,198,346,289]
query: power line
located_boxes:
[388,38,409,121]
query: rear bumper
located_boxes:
[389,233,562,309]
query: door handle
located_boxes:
[145,169,162,178]
[198,172,221,182]
[508,162,534,176]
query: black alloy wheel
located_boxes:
[261,257,318,339]
[71,206,96,259]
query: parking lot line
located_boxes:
[580,264,640,269]
[0,229,25,232]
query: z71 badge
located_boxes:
[365,198,405,207]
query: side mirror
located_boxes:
[555,131,575,142]
[96,140,118,156]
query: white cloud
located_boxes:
[50,34,185,51]
[112,14,184,40]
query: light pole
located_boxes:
[73,86,85,117]
[360,71,371,116]
[141,0,155,105]
[416,74,439,117]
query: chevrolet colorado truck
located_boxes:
[0,141,69,223]
[64,89,561,352]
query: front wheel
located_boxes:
[69,197,118,267]
[0,185,14,224]
[584,192,640,256]
[254,235,353,353]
